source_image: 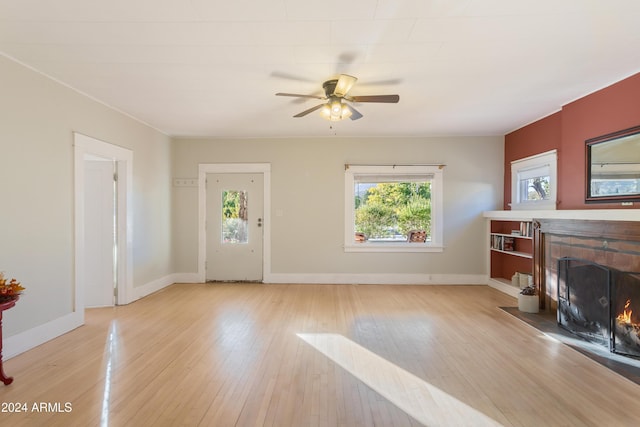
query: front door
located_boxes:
[206,173,263,281]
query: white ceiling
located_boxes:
[1,0,640,138]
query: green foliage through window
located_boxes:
[354,182,431,241]
[222,190,248,243]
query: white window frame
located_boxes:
[510,149,557,210]
[344,165,444,253]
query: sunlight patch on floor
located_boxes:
[101,321,118,427]
[297,333,504,427]
[537,333,561,343]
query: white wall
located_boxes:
[0,55,173,351]
[172,136,504,283]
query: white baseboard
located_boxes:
[129,273,199,302]
[487,278,520,297]
[263,273,488,285]
[171,272,200,284]
[4,310,84,359]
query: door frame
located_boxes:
[198,163,271,283]
[74,132,133,308]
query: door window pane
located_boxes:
[222,190,248,244]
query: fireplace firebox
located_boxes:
[612,270,640,357]
[558,257,640,359]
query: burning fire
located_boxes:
[617,299,633,325]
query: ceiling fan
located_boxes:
[276,74,399,121]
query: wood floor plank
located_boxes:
[2,283,640,426]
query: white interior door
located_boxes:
[206,173,263,281]
[84,159,116,307]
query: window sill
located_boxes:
[510,201,557,211]
[344,243,444,253]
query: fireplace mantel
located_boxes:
[536,218,640,241]
[484,209,640,223]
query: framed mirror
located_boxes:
[586,125,640,203]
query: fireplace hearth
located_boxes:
[558,257,640,359]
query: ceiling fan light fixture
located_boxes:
[321,98,351,121]
[321,104,332,119]
[341,104,352,120]
[330,98,342,117]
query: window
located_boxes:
[511,150,557,210]
[222,190,248,244]
[344,165,443,252]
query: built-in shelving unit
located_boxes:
[484,212,534,297]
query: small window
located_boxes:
[511,150,557,210]
[222,190,248,243]
[344,165,443,252]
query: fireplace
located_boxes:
[612,270,640,357]
[558,257,640,358]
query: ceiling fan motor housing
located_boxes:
[323,80,339,97]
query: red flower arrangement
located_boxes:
[0,272,24,303]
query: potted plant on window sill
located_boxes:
[518,285,539,313]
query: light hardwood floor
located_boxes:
[1,283,640,426]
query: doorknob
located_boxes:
[257,218,262,227]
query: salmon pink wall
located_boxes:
[504,72,640,210]
[503,112,561,209]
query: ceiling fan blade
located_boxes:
[293,103,325,118]
[333,74,358,97]
[348,94,400,103]
[358,78,403,87]
[270,71,316,82]
[276,92,326,100]
[345,103,363,120]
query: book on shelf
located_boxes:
[491,235,515,251]
[491,235,500,250]
[503,236,514,251]
[519,221,532,237]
